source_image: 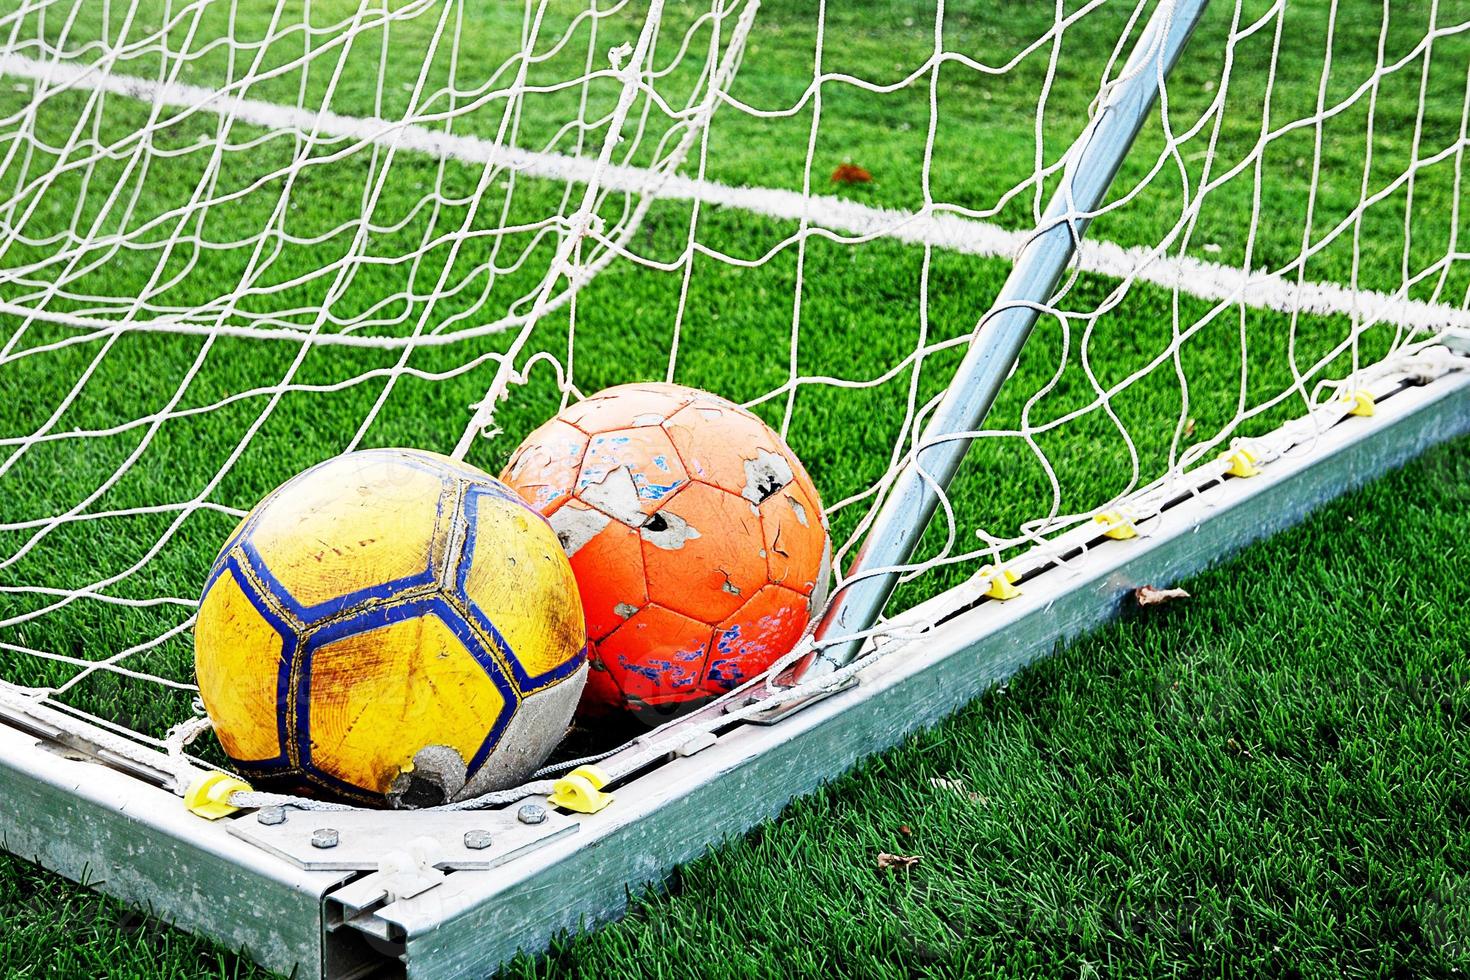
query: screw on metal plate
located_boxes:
[256,806,287,826]
[517,803,547,826]
[463,830,493,850]
[311,828,340,849]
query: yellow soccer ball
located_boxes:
[194,448,586,808]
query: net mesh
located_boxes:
[1,0,1467,769]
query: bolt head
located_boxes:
[310,828,340,849]
[517,802,547,826]
[463,830,493,851]
[256,806,287,826]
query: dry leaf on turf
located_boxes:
[831,163,873,184]
[1136,585,1190,606]
[877,852,921,872]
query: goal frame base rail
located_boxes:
[1,358,1467,979]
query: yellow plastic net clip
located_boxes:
[1093,510,1138,540]
[1220,447,1261,478]
[184,772,252,821]
[1343,390,1375,417]
[979,566,1021,601]
[549,765,613,814]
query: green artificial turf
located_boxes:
[2,0,1463,731]
[3,420,1467,979]
[1,0,1467,975]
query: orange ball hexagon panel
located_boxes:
[597,603,714,707]
[642,482,767,625]
[760,479,826,597]
[561,382,699,432]
[576,426,689,524]
[501,383,830,716]
[503,418,588,517]
[707,583,811,694]
[547,503,648,643]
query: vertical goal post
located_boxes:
[0,0,1467,975]
[805,0,1210,674]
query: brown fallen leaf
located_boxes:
[1184,417,1197,438]
[831,162,873,184]
[1136,585,1190,607]
[877,852,921,872]
[899,824,913,837]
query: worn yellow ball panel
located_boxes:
[461,488,585,687]
[306,614,507,797]
[194,567,286,763]
[197,449,588,805]
[249,452,449,610]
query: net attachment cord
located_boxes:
[208,339,1470,816]
[4,344,1465,821]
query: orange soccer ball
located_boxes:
[501,383,830,715]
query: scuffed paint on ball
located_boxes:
[502,383,831,716]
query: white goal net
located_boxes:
[1,0,1467,775]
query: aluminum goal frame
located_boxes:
[3,0,1470,975]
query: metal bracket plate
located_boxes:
[741,675,857,726]
[227,801,577,872]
